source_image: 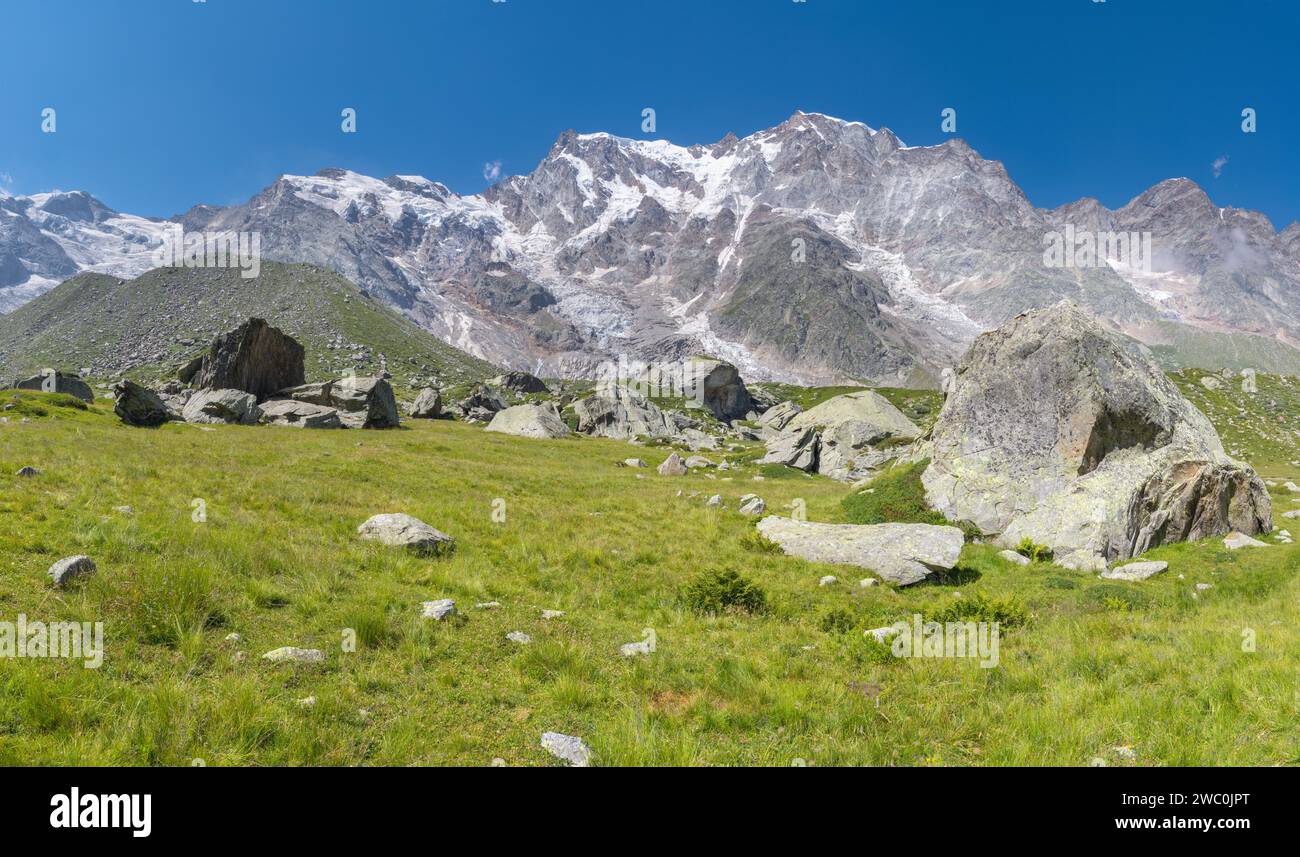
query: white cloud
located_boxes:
[482,160,502,183]
[1212,155,1228,179]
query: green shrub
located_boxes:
[738,531,783,555]
[684,570,768,616]
[1015,537,1054,563]
[1084,584,1151,612]
[930,592,1030,629]
[820,608,856,634]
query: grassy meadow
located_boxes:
[0,384,1297,766]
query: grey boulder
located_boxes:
[408,387,442,419]
[113,379,176,427]
[572,384,677,440]
[923,303,1271,571]
[258,399,343,429]
[14,371,94,402]
[357,513,455,556]
[49,555,96,587]
[182,388,261,425]
[755,516,965,586]
[485,403,570,439]
[190,318,306,400]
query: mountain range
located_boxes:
[4,110,1299,384]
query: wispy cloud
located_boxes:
[482,160,502,183]
[0,171,13,190]
[1211,155,1228,179]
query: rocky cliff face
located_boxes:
[4,113,1298,382]
[922,303,1272,570]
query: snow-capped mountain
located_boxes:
[4,111,1299,383]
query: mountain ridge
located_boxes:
[3,110,1298,383]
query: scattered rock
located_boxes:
[258,399,343,428]
[859,578,879,588]
[739,495,766,516]
[998,549,1030,566]
[182,388,261,425]
[684,455,715,469]
[623,458,646,468]
[113,379,176,426]
[297,696,317,709]
[1100,560,1168,581]
[262,647,325,664]
[408,387,443,419]
[476,601,502,610]
[1113,745,1137,761]
[657,452,688,476]
[1195,583,1213,592]
[15,466,40,477]
[818,575,838,587]
[540,732,591,767]
[757,517,965,586]
[48,555,96,587]
[421,599,457,620]
[506,631,532,644]
[1223,532,1267,550]
[865,625,903,643]
[489,371,550,395]
[485,403,570,439]
[541,609,565,620]
[357,513,455,556]
[705,494,722,508]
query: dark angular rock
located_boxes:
[191,318,305,401]
[113,379,175,427]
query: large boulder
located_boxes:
[456,385,509,422]
[755,517,965,586]
[113,380,176,426]
[572,385,677,440]
[181,388,261,425]
[922,303,1271,570]
[191,318,305,400]
[408,387,442,419]
[277,377,399,429]
[757,400,802,431]
[13,371,94,402]
[684,357,752,422]
[357,513,454,556]
[485,403,570,439]
[489,371,550,395]
[760,390,920,480]
[258,399,343,429]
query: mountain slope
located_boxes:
[0,261,497,389]
[4,112,1299,382]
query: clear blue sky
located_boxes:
[2,0,1295,228]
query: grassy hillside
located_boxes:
[1170,368,1300,471]
[0,383,1296,766]
[0,262,497,393]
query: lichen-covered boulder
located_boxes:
[485,403,570,439]
[922,302,1271,570]
[182,388,261,425]
[572,384,677,440]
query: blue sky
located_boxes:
[2,0,1295,227]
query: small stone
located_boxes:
[224,633,242,644]
[112,505,134,515]
[1195,583,1213,592]
[998,549,1030,566]
[1224,532,1268,549]
[657,452,688,476]
[297,696,317,708]
[623,458,646,468]
[15,466,40,477]
[476,601,502,610]
[859,578,879,588]
[865,625,902,643]
[421,599,456,620]
[819,575,838,587]
[1112,745,1137,761]
[262,647,325,664]
[739,496,766,516]
[1100,560,1168,582]
[491,758,507,767]
[48,555,96,587]
[506,631,532,645]
[1089,757,1108,767]
[705,494,722,507]
[540,732,591,767]
[357,513,455,556]
[541,609,565,620]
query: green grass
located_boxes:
[0,387,1297,766]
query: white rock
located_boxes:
[1224,532,1268,549]
[476,601,502,610]
[705,494,722,507]
[358,513,455,555]
[998,549,1030,566]
[739,496,766,516]
[262,647,325,664]
[865,625,903,644]
[859,578,879,588]
[818,575,838,587]
[757,517,965,586]
[506,631,532,645]
[540,732,591,767]
[541,609,565,620]
[1100,560,1168,582]
[48,555,96,587]
[421,599,456,620]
